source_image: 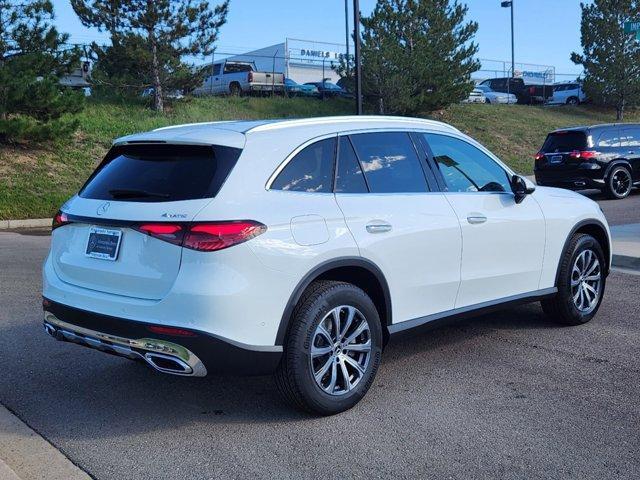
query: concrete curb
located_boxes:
[0,218,50,230]
[0,404,90,480]
[612,254,640,272]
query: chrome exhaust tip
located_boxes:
[44,322,56,337]
[144,352,193,375]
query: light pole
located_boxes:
[344,0,350,68]
[501,0,514,76]
[353,0,363,115]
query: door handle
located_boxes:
[366,222,392,234]
[467,215,487,225]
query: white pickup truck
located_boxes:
[194,60,285,96]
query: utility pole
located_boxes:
[353,0,363,115]
[344,0,350,66]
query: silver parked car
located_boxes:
[475,84,517,104]
[547,83,586,105]
[462,88,486,104]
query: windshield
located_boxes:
[80,144,242,202]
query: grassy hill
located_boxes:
[0,96,636,220]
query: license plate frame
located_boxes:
[85,226,123,261]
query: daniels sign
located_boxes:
[299,49,343,61]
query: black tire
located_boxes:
[485,98,491,104]
[229,82,241,96]
[605,165,633,199]
[541,233,606,325]
[275,280,383,415]
[566,96,579,105]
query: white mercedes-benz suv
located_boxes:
[43,116,611,415]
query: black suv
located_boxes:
[534,124,640,199]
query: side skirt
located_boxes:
[388,287,558,336]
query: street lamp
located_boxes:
[501,0,514,76]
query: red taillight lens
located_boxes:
[136,223,184,246]
[183,221,266,252]
[248,71,254,82]
[534,152,545,161]
[52,211,70,230]
[569,150,598,160]
[147,325,197,337]
[134,221,266,252]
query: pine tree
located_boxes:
[353,0,479,115]
[571,0,640,120]
[72,0,229,112]
[0,1,83,143]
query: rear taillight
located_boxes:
[137,223,184,246]
[52,211,70,230]
[135,221,266,252]
[534,152,545,161]
[183,221,266,252]
[569,150,598,160]
[248,71,254,82]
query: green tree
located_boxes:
[350,0,479,115]
[72,0,229,112]
[572,0,640,120]
[0,0,83,143]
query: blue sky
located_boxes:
[51,0,584,75]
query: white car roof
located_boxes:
[113,116,460,149]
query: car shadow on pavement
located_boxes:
[0,302,562,438]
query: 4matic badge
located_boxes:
[161,213,188,219]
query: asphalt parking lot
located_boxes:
[1,192,639,480]
[581,189,640,226]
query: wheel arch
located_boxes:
[603,159,632,180]
[555,219,611,286]
[275,257,392,346]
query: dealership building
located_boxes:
[221,38,349,84]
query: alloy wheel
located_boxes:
[310,305,371,396]
[611,169,632,197]
[571,249,602,313]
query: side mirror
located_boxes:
[511,174,535,204]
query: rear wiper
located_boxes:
[108,188,170,199]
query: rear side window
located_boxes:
[541,131,587,152]
[349,132,428,193]
[597,129,621,148]
[271,137,336,193]
[80,144,241,202]
[335,136,368,193]
[620,128,640,147]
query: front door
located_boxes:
[421,132,545,308]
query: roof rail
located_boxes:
[246,115,459,133]
[152,120,235,132]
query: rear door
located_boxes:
[51,143,241,300]
[421,133,545,308]
[334,132,462,323]
[620,127,640,179]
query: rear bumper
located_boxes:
[43,299,282,376]
[534,169,605,190]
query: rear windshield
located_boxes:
[79,144,241,202]
[541,131,587,152]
